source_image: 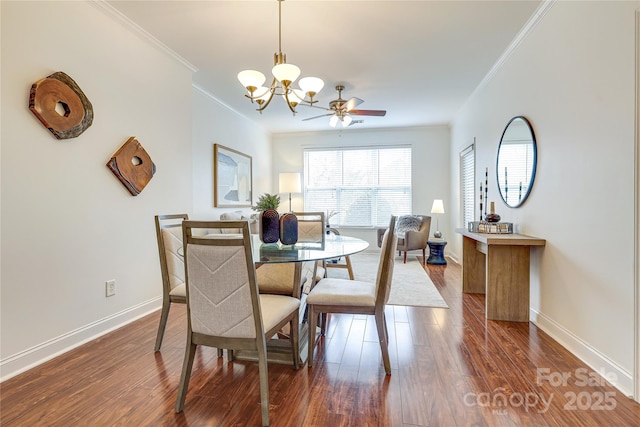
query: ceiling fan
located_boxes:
[302,85,386,128]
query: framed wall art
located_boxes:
[214,144,252,207]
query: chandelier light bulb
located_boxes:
[237,70,266,93]
[272,63,301,86]
[299,76,324,99]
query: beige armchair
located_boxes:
[377,215,431,264]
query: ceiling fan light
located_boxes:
[329,115,339,128]
[342,115,353,127]
[237,70,266,92]
[272,63,300,85]
[299,77,324,97]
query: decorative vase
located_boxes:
[259,209,280,243]
[485,201,501,223]
[279,213,298,245]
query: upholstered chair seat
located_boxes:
[306,278,376,307]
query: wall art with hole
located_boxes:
[28,71,93,139]
[214,144,252,207]
[107,137,156,196]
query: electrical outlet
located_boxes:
[106,280,116,297]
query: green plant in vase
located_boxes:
[252,193,280,212]
[253,193,280,243]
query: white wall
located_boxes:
[272,126,451,248]
[0,1,193,379]
[191,86,271,220]
[450,0,638,395]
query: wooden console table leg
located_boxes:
[462,236,485,293]
[486,245,530,321]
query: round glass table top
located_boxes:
[252,234,369,263]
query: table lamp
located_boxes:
[431,199,445,238]
[279,172,301,212]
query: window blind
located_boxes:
[460,144,475,227]
[303,147,412,227]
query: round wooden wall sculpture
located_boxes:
[28,71,93,139]
[106,137,156,196]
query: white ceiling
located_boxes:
[107,0,542,134]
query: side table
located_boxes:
[427,239,447,265]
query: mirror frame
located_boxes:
[496,116,537,208]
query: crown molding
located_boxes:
[460,0,556,113]
[90,0,198,72]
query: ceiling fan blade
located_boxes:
[344,97,364,112]
[302,113,334,121]
[349,109,387,117]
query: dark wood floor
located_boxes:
[2,257,640,426]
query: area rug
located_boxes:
[326,252,449,308]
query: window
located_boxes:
[303,147,412,227]
[460,143,475,228]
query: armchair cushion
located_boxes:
[396,215,423,233]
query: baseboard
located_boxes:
[0,297,162,382]
[530,307,633,397]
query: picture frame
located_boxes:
[213,144,252,207]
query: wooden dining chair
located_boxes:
[153,214,188,351]
[306,215,397,374]
[175,220,300,426]
[325,227,355,280]
[293,211,326,286]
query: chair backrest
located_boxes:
[415,215,431,237]
[375,215,398,307]
[182,220,263,339]
[293,211,325,243]
[155,214,188,294]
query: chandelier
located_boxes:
[237,0,324,114]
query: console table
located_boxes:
[456,229,545,322]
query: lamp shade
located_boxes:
[431,199,445,214]
[237,70,266,90]
[279,172,301,193]
[299,76,324,96]
[272,63,301,84]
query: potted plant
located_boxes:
[253,193,280,212]
[253,193,281,243]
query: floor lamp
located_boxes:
[431,199,445,238]
[279,172,301,212]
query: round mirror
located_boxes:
[496,116,537,208]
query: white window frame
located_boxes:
[460,142,476,228]
[303,146,412,228]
